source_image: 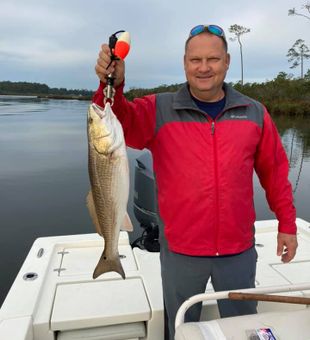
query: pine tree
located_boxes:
[228,25,251,86]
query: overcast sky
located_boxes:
[1,0,309,91]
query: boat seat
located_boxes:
[175,307,310,340]
[57,322,146,340]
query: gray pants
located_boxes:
[160,237,258,340]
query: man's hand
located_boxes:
[95,44,125,87]
[277,232,298,263]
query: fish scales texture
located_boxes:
[87,103,129,279]
[90,152,127,251]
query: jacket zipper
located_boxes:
[211,120,220,255]
[188,104,250,254]
[211,121,215,135]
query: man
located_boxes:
[93,25,298,340]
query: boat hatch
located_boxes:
[270,230,310,287]
[236,226,310,314]
[51,278,151,337]
[55,244,137,277]
[272,261,310,284]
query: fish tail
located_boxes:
[92,253,125,280]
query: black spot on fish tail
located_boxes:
[92,253,125,279]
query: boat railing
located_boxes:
[175,282,310,331]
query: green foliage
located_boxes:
[0,81,93,98]
[228,24,251,38]
[233,72,310,116]
[0,81,49,95]
[124,83,183,101]
[304,68,310,80]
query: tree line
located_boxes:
[0,81,93,98]
[124,72,310,116]
[233,71,310,116]
[1,73,309,115]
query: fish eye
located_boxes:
[88,117,93,124]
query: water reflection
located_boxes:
[275,116,310,196]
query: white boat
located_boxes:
[1,217,310,340]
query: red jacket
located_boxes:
[93,82,296,256]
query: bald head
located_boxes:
[185,31,228,53]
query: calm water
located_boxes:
[0,95,310,306]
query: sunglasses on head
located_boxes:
[189,24,226,40]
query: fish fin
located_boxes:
[121,212,134,232]
[86,191,102,236]
[93,253,125,279]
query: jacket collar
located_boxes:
[173,82,251,111]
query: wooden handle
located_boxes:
[228,292,310,305]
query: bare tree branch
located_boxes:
[288,2,310,20]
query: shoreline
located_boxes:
[37,94,92,101]
[0,93,92,101]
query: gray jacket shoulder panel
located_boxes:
[222,85,265,127]
[155,92,175,133]
[155,89,206,133]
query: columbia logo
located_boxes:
[230,114,247,119]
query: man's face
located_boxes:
[184,33,230,101]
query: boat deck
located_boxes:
[0,218,310,340]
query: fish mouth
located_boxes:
[91,103,107,119]
[96,111,106,120]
